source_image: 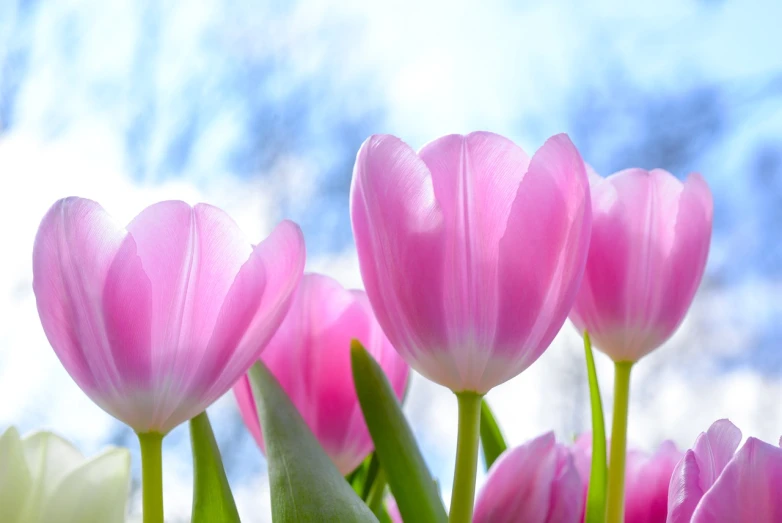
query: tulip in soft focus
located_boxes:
[33,198,306,434]
[570,167,713,362]
[474,432,584,523]
[233,273,409,475]
[572,433,683,523]
[667,419,782,523]
[0,427,130,523]
[351,132,591,393]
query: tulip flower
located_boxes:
[667,419,782,522]
[0,426,130,523]
[570,167,713,363]
[234,273,409,475]
[473,432,584,523]
[350,132,591,522]
[573,433,683,523]
[32,197,306,523]
[569,167,712,523]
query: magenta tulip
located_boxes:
[33,198,306,434]
[573,433,683,523]
[474,432,584,523]
[667,419,782,522]
[233,273,409,475]
[350,132,591,393]
[570,167,713,362]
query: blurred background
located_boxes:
[2,0,782,520]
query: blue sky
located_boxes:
[2,0,782,520]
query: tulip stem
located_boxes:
[449,391,483,523]
[605,361,633,523]
[138,431,165,523]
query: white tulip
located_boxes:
[0,427,130,523]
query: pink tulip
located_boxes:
[233,273,409,475]
[667,419,782,522]
[350,132,591,393]
[474,432,584,523]
[572,433,682,523]
[570,167,713,362]
[33,198,305,434]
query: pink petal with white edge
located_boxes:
[691,438,782,522]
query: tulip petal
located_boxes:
[667,450,704,523]
[691,438,782,522]
[21,431,86,512]
[351,135,450,384]
[654,172,713,338]
[491,134,590,387]
[692,419,742,492]
[474,433,560,523]
[33,198,129,397]
[624,441,681,523]
[125,201,253,370]
[167,220,305,431]
[0,428,31,522]
[40,448,130,523]
[548,445,584,523]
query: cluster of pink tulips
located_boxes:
[20,129,781,523]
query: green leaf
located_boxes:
[190,411,241,523]
[248,362,378,522]
[479,399,507,470]
[351,340,448,523]
[583,331,608,523]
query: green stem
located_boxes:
[449,392,483,523]
[605,361,633,523]
[138,432,165,523]
[365,468,388,517]
[584,332,607,523]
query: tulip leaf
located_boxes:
[248,362,378,522]
[189,411,241,523]
[351,340,448,523]
[584,331,608,523]
[479,399,507,470]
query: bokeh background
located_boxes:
[2,0,782,520]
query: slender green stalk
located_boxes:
[138,432,165,523]
[584,332,608,523]
[605,361,634,523]
[449,392,483,523]
[365,468,388,517]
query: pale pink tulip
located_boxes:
[350,132,591,393]
[33,198,305,434]
[573,433,682,523]
[233,273,409,474]
[474,432,583,523]
[667,419,782,523]
[570,167,713,362]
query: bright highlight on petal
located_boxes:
[32,197,306,433]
